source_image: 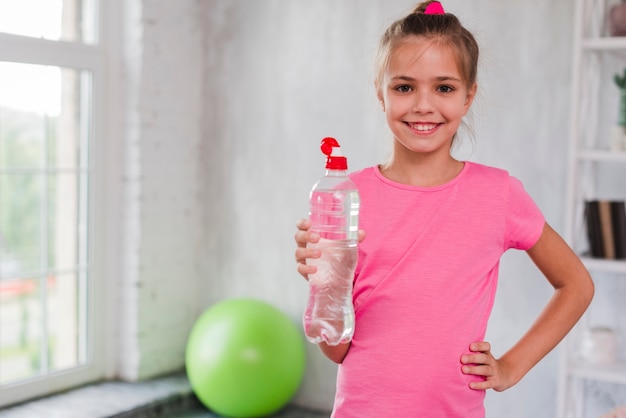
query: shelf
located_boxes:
[582,37,626,51]
[561,2,626,416]
[581,257,626,274]
[568,362,626,384]
[576,149,626,162]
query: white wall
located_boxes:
[114,0,206,381]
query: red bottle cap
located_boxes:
[320,137,347,170]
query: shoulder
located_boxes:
[465,161,508,181]
[461,162,513,195]
[465,162,526,190]
[349,166,377,185]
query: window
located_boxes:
[0,0,107,407]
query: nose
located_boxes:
[412,90,434,113]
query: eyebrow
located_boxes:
[390,75,462,83]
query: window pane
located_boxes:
[0,62,91,387]
[0,64,56,171]
[0,173,43,275]
[0,108,47,170]
[0,277,43,384]
[49,173,83,273]
[0,273,83,383]
[0,0,98,44]
[47,272,82,372]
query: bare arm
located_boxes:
[319,342,351,364]
[461,222,594,391]
[294,219,364,363]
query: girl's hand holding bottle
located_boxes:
[294,218,320,280]
[294,218,366,280]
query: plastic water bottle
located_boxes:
[303,137,360,346]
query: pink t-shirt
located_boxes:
[332,162,545,418]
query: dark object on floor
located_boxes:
[112,392,329,418]
[163,403,330,418]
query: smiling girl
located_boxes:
[294,2,594,416]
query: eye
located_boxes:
[394,84,412,93]
[437,85,454,93]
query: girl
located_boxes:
[294,1,594,417]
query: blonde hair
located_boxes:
[374,1,479,95]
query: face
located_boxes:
[378,37,476,160]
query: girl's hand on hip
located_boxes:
[460,342,516,392]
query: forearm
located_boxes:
[499,281,592,385]
[502,223,594,385]
[319,341,351,364]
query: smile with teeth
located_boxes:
[409,122,439,131]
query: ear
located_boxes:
[376,84,385,111]
[463,82,477,114]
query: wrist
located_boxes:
[498,353,528,388]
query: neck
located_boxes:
[380,152,463,187]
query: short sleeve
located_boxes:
[504,176,545,250]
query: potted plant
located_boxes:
[611,68,626,151]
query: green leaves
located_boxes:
[614,67,626,88]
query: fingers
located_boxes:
[295,245,320,265]
[460,341,497,390]
[470,341,491,353]
[295,218,311,232]
[460,342,492,366]
[297,261,316,278]
[460,355,494,383]
[294,218,320,280]
[294,219,365,280]
[461,362,493,390]
[461,352,492,368]
[294,219,319,246]
[296,219,366,245]
[467,377,493,391]
[294,219,320,252]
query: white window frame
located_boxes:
[0,0,121,407]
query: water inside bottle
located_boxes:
[309,188,359,241]
[304,239,357,345]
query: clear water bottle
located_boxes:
[304,137,360,346]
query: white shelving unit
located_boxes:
[558,0,626,417]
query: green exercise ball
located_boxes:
[185,298,306,417]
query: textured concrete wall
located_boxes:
[116,0,206,381]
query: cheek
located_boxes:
[444,100,469,118]
[385,110,397,126]
[385,95,411,114]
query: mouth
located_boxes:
[407,122,441,133]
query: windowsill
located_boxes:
[0,372,198,418]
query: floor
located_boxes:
[0,372,330,418]
[0,374,193,418]
[164,403,329,418]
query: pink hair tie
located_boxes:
[424,1,445,15]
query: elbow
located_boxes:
[572,270,595,312]
[325,348,348,364]
[583,274,595,308]
[319,342,350,364]
[557,270,595,314]
[329,354,345,364]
